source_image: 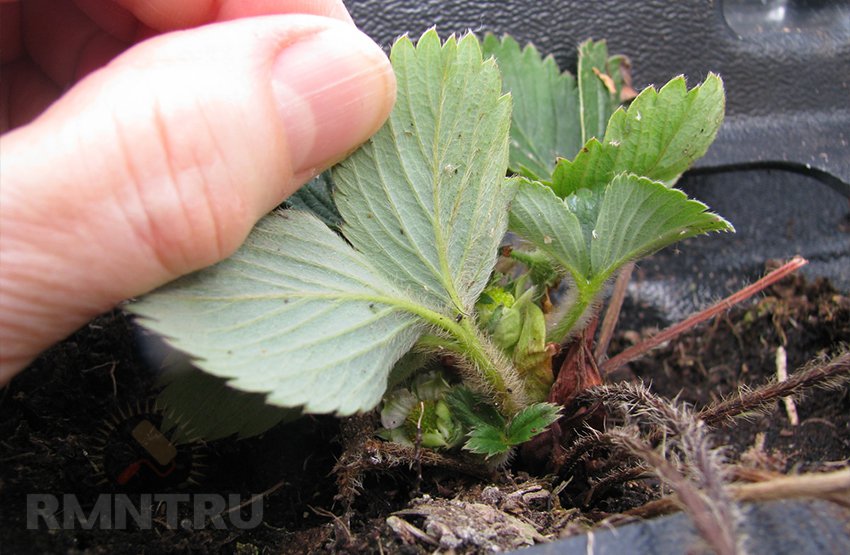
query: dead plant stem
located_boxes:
[601,257,808,375]
[595,262,634,363]
[627,468,850,519]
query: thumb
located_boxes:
[0,15,395,379]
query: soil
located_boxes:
[1,270,848,554]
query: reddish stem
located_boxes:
[595,261,635,363]
[600,257,808,375]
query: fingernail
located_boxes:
[272,28,395,175]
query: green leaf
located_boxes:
[464,424,511,458]
[505,403,561,445]
[462,402,560,458]
[510,174,732,342]
[604,74,724,184]
[285,172,340,228]
[131,212,424,415]
[130,31,519,419]
[512,174,732,285]
[483,36,630,181]
[158,365,298,443]
[445,387,507,431]
[578,39,623,144]
[552,74,725,196]
[482,34,581,179]
[508,179,590,283]
[336,31,514,314]
[591,173,733,275]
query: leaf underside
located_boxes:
[130,30,515,417]
[131,212,424,415]
[335,31,514,314]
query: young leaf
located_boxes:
[465,424,511,458]
[482,34,581,179]
[445,387,507,431]
[336,31,514,314]
[462,402,560,458]
[552,74,725,196]
[511,174,732,286]
[590,173,733,275]
[508,180,590,284]
[505,403,561,445]
[130,212,425,415]
[284,172,340,228]
[130,31,520,418]
[510,174,732,341]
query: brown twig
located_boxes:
[627,468,850,519]
[595,262,634,363]
[601,257,808,375]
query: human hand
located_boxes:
[0,0,396,382]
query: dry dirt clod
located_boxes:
[391,496,545,551]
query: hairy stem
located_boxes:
[385,299,525,416]
[548,279,601,344]
[699,351,850,427]
[453,317,525,415]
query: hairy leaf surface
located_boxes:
[336,31,514,313]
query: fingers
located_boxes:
[14,0,353,96]
[0,15,395,381]
[22,0,129,87]
[115,0,353,31]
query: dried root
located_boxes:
[555,348,850,554]
[333,414,495,511]
[569,350,850,490]
[587,382,744,555]
[627,467,850,519]
[699,350,850,427]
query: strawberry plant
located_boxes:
[130,30,732,460]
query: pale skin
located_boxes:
[0,0,398,382]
